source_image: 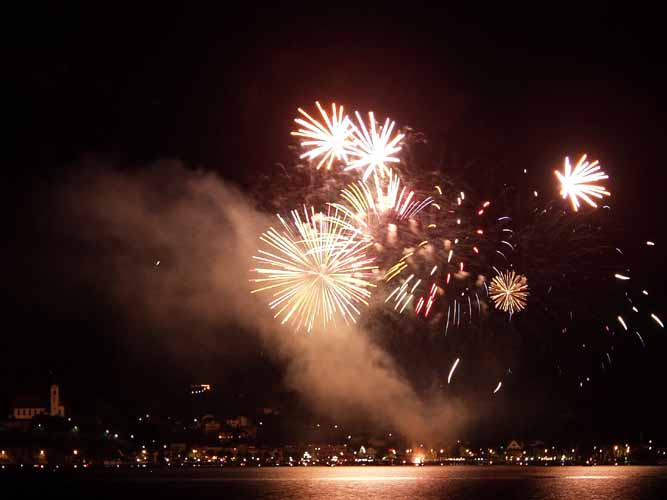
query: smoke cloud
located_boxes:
[54,159,468,442]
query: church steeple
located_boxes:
[50,384,64,417]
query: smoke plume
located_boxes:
[54,159,468,442]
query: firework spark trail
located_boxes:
[345,111,404,182]
[386,274,421,315]
[493,381,502,394]
[453,299,457,327]
[291,102,355,170]
[445,306,451,335]
[651,313,664,328]
[399,295,413,313]
[489,270,529,315]
[415,297,425,315]
[447,358,460,384]
[252,207,377,332]
[555,154,610,211]
[617,315,628,331]
[635,331,646,348]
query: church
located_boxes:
[11,384,65,420]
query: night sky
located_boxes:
[4,6,666,444]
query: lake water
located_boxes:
[5,465,667,499]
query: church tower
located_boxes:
[50,384,63,417]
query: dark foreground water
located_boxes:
[4,466,667,499]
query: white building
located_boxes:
[11,384,65,420]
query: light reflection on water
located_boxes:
[317,475,418,481]
[146,466,667,500]
[564,475,615,479]
[6,465,667,499]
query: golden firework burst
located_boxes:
[489,270,529,315]
[251,207,377,332]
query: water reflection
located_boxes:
[5,465,667,500]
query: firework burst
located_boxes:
[330,169,433,231]
[250,100,664,398]
[489,270,529,315]
[251,207,377,332]
[291,102,356,170]
[378,183,506,328]
[555,154,610,211]
[345,111,405,182]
